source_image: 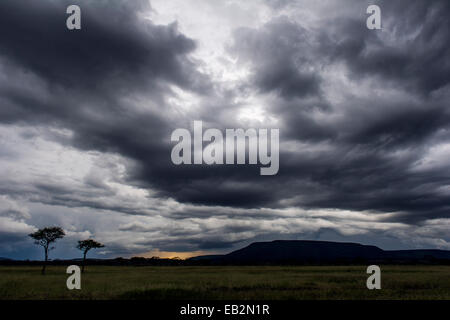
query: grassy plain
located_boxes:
[0,265,449,300]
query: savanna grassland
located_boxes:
[0,265,449,300]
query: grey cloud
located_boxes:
[232,17,323,99]
[225,0,450,223]
[323,0,450,95]
[0,0,207,93]
[0,195,31,219]
[1,0,450,257]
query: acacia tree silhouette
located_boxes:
[76,239,105,272]
[29,227,65,275]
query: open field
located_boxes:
[0,265,449,300]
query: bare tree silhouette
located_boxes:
[29,227,65,275]
[77,239,105,272]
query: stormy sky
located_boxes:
[0,0,449,260]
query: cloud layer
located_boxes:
[0,0,449,258]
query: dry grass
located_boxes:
[0,265,449,300]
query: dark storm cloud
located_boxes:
[0,0,208,173]
[0,0,275,210]
[323,0,450,95]
[0,0,449,247]
[225,0,450,223]
[0,0,207,93]
[232,17,323,99]
[0,0,215,205]
[0,0,210,130]
[135,163,278,207]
